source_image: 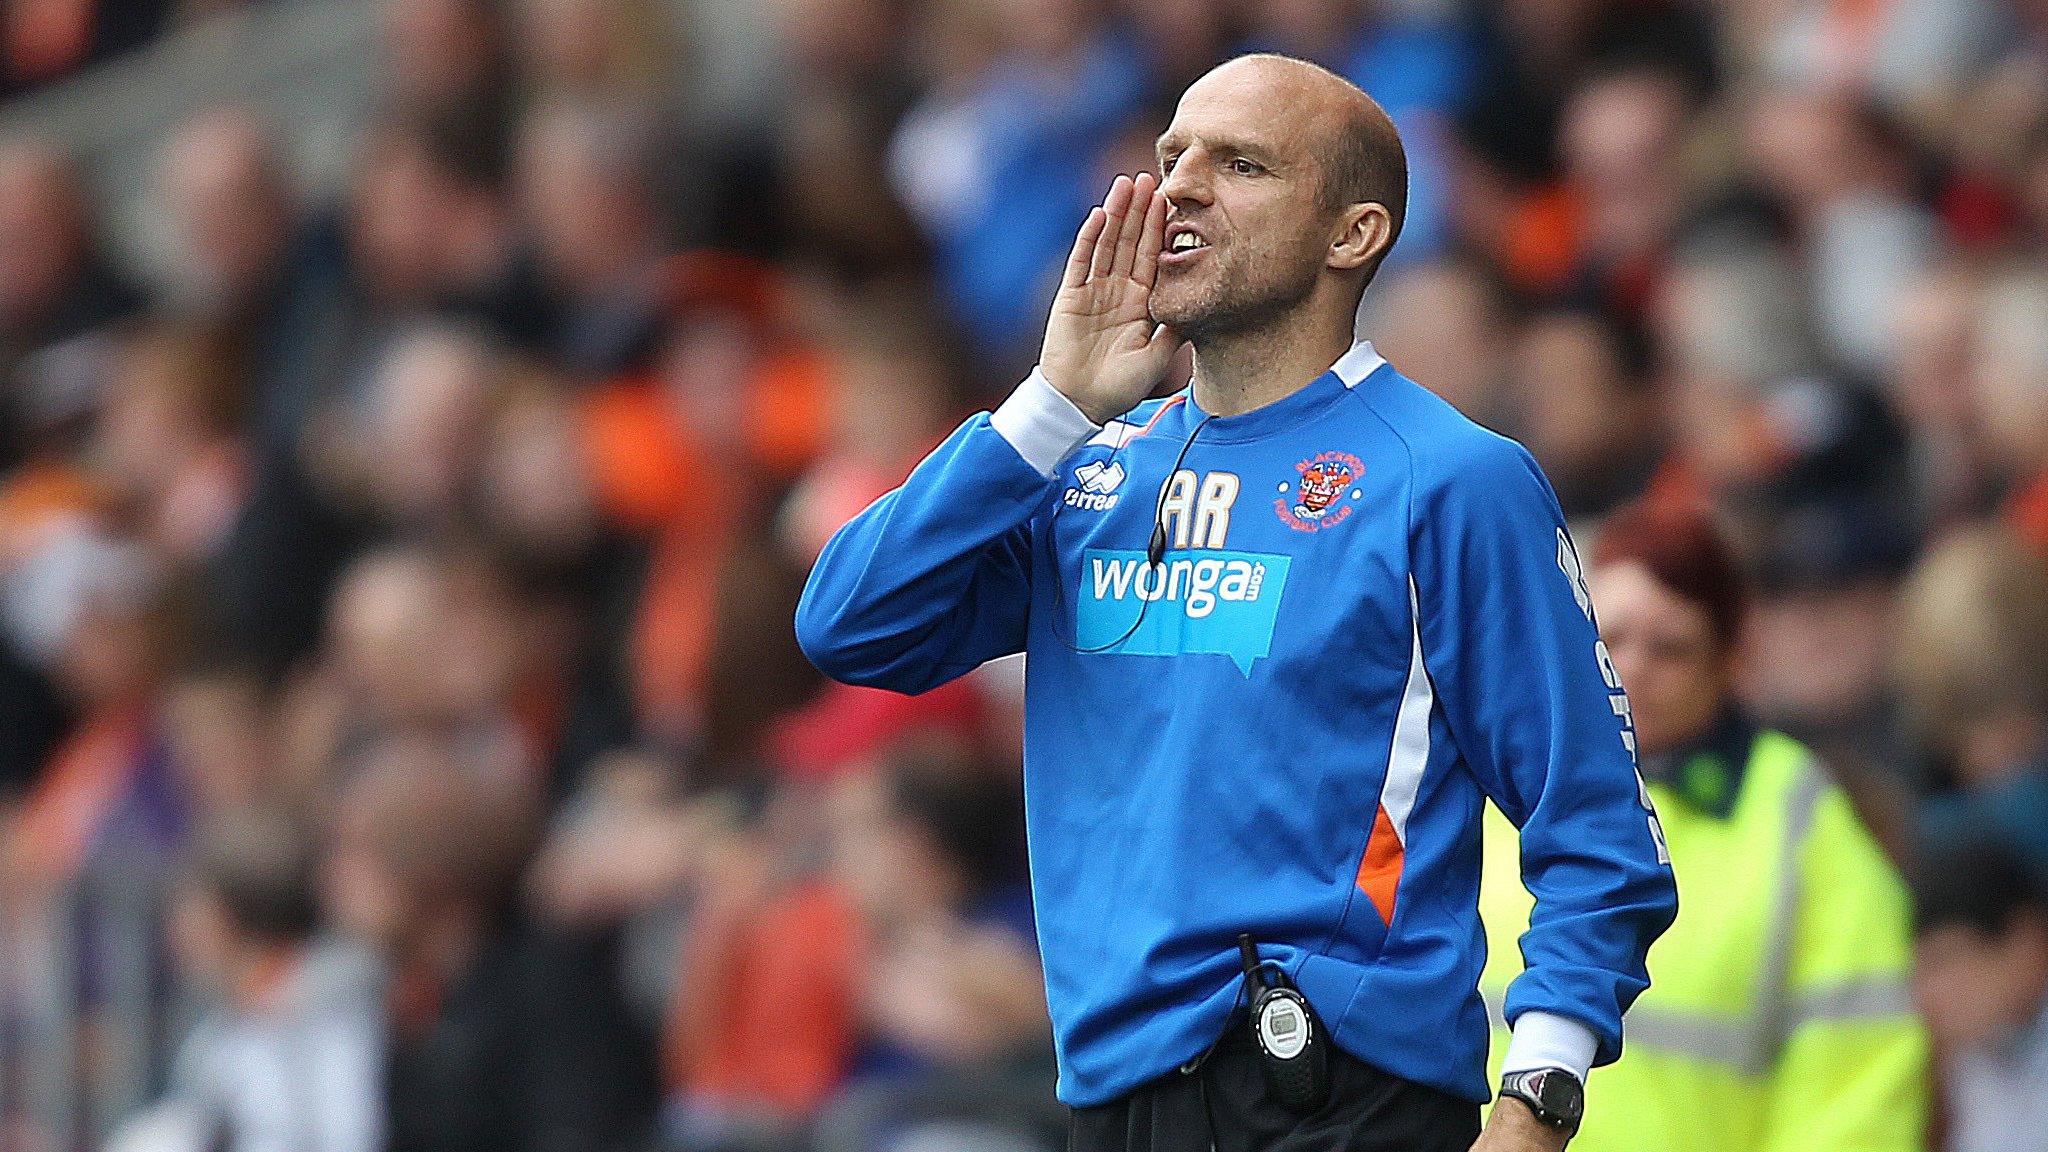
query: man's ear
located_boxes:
[1328,202,1394,272]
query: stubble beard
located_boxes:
[1149,242,1322,346]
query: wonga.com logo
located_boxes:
[1075,548,1292,675]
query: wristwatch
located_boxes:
[1498,1067,1584,1135]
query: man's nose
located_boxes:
[1158,153,1210,208]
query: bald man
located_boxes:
[799,55,1676,1152]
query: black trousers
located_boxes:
[1069,1026,1480,1152]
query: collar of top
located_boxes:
[1175,340,1390,444]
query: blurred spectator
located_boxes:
[1902,524,2048,869]
[0,139,143,465]
[1507,306,1663,522]
[474,376,601,568]
[341,326,500,534]
[1740,88,1942,380]
[777,93,928,278]
[886,0,1147,365]
[113,808,382,1152]
[560,251,857,768]
[1360,256,1511,428]
[3,536,185,907]
[834,753,1041,1071]
[881,0,1005,251]
[263,117,496,459]
[278,546,538,791]
[766,300,1000,781]
[660,814,854,1148]
[1914,834,2048,1152]
[0,532,190,1149]
[324,738,657,1152]
[1548,65,1693,318]
[153,109,297,331]
[812,753,1051,1150]
[1968,269,2048,549]
[779,304,954,565]
[93,324,249,569]
[1,0,175,95]
[662,747,1044,1151]
[1652,243,1920,755]
[380,0,516,159]
[1891,264,2003,530]
[517,100,672,375]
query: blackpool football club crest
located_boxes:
[1275,451,1364,532]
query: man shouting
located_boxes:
[797,53,1676,1152]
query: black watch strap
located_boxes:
[1498,1067,1584,1134]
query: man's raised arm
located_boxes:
[796,172,1176,692]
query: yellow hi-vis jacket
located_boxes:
[1480,722,1928,1151]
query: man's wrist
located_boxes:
[990,367,1101,477]
[1497,1067,1583,1139]
[1486,1095,1571,1150]
[1038,363,1134,426]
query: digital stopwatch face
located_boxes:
[1258,995,1310,1059]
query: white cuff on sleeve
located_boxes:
[1501,1010,1598,1083]
[990,368,1100,478]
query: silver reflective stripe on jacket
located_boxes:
[1486,758,1912,1078]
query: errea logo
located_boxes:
[1064,459,1125,511]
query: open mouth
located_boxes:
[1162,226,1209,262]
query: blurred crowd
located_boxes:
[0,0,2045,1150]
[1,0,195,96]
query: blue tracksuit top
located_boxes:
[795,341,1677,1107]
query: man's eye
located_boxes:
[1161,155,1179,174]
[1230,158,1261,176]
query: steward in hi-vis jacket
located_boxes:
[1482,716,1927,1151]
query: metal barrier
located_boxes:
[1,845,179,1152]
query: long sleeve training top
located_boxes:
[796,341,1678,1106]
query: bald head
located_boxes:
[1190,54,1407,243]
